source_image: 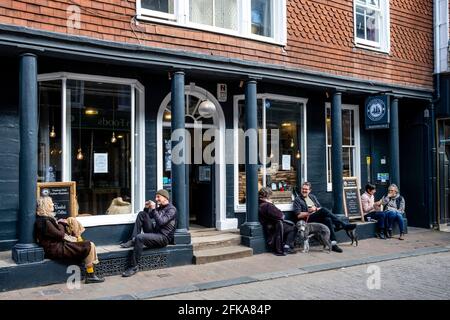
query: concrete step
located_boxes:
[193,246,253,264]
[192,233,241,250]
[190,229,240,237]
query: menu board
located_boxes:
[343,177,364,221]
[37,182,77,218]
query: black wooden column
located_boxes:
[331,91,344,216]
[389,97,400,188]
[240,79,265,253]
[171,70,190,244]
[12,53,44,264]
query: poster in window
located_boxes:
[94,153,108,173]
[282,154,291,170]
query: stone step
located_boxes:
[192,233,241,250]
[190,229,240,237]
[193,246,253,265]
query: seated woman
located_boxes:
[361,183,387,239]
[258,187,296,256]
[381,184,406,240]
[34,196,105,284]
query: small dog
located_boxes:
[345,228,359,246]
[295,220,332,253]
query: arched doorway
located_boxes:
[156,85,237,230]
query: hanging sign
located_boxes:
[217,83,227,102]
[365,95,390,129]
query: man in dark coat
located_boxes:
[121,189,177,277]
[258,187,296,256]
[293,181,356,253]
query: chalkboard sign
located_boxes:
[343,177,364,221]
[37,182,77,218]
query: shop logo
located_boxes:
[367,98,386,122]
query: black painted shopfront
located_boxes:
[0,25,435,290]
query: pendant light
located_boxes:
[111,96,117,143]
[50,126,56,138]
[77,106,84,161]
[296,150,301,159]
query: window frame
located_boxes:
[353,0,390,53]
[233,93,308,212]
[136,0,287,46]
[324,103,361,192]
[37,72,146,227]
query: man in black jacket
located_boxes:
[293,182,356,253]
[121,189,176,277]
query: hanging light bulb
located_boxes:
[296,150,301,159]
[111,132,117,143]
[50,126,56,138]
[77,148,84,160]
[290,138,294,148]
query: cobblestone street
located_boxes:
[153,251,450,300]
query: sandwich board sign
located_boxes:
[342,177,364,221]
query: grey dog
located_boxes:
[296,220,332,253]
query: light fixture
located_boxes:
[117,134,124,139]
[77,107,84,161]
[50,126,56,138]
[198,99,216,118]
[281,122,291,127]
[111,97,117,143]
[290,138,294,148]
[164,110,172,121]
[296,150,301,159]
[76,148,84,160]
[85,108,98,115]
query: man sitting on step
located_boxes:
[121,189,177,277]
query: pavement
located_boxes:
[0,227,449,300]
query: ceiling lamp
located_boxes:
[198,100,216,118]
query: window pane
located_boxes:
[190,0,213,26]
[141,0,174,14]
[38,80,62,183]
[326,107,331,145]
[343,147,355,177]
[264,100,303,204]
[238,99,263,205]
[342,109,354,145]
[215,0,238,30]
[68,80,132,216]
[356,9,365,40]
[251,0,272,37]
[366,10,379,42]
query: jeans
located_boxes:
[307,207,347,242]
[364,211,386,230]
[385,210,405,234]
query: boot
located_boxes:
[331,245,343,253]
[120,239,134,248]
[386,229,393,238]
[85,272,105,284]
[122,266,139,277]
[399,232,405,240]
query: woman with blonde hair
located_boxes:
[35,195,104,283]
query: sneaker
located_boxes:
[85,273,105,284]
[399,233,405,240]
[122,266,139,277]
[284,248,297,255]
[331,245,343,253]
[120,239,134,248]
[378,231,386,240]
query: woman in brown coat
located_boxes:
[35,196,104,284]
[258,187,297,256]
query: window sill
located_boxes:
[235,203,294,212]
[354,43,390,55]
[78,213,138,227]
[136,15,286,47]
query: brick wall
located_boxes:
[0,0,433,89]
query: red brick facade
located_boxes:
[0,0,433,89]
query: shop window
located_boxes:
[137,0,286,45]
[234,95,307,211]
[325,104,361,191]
[38,74,145,223]
[354,0,390,52]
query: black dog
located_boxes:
[345,228,358,246]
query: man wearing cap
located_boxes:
[121,189,177,277]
